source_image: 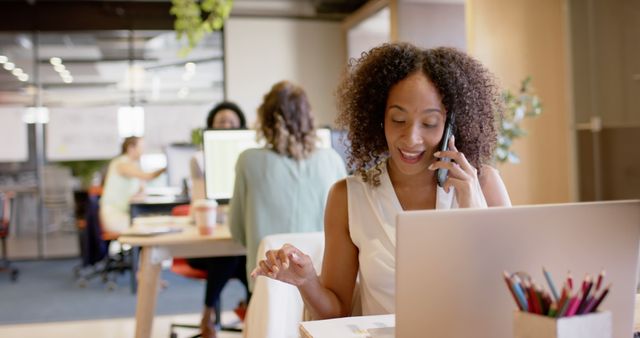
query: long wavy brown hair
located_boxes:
[336,43,503,186]
[257,81,317,160]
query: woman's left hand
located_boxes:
[428,135,488,208]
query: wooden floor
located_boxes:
[0,313,242,338]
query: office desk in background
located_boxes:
[129,195,190,219]
[119,217,245,338]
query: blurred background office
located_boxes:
[0,0,637,337]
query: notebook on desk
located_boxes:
[299,314,395,338]
[396,200,640,338]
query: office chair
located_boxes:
[0,192,19,282]
[76,194,133,291]
[168,204,244,338]
[243,232,361,338]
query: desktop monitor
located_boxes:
[203,129,261,203]
[203,128,334,203]
[396,200,640,338]
[139,153,168,188]
[316,128,332,149]
[329,129,354,173]
[164,143,198,188]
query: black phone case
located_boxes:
[436,114,455,187]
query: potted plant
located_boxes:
[170,0,234,56]
[495,77,543,164]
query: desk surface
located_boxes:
[299,296,640,338]
[119,223,234,247]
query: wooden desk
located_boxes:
[119,217,245,338]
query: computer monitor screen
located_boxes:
[139,153,168,188]
[203,128,334,203]
[329,129,354,173]
[316,128,332,149]
[203,130,262,202]
[164,143,198,188]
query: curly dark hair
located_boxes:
[257,81,317,160]
[206,101,247,129]
[336,43,502,186]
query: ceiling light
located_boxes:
[0,55,7,64]
[54,64,66,72]
[12,68,23,76]
[18,74,29,82]
[177,87,189,98]
[62,77,73,83]
[60,70,70,77]
[49,57,62,65]
[185,62,196,72]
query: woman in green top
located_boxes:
[229,80,347,290]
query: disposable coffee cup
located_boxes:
[194,199,218,235]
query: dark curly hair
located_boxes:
[257,81,317,160]
[336,43,502,186]
[206,101,247,129]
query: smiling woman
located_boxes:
[251,42,511,321]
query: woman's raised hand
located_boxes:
[429,135,488,208]
[251,243,317,287]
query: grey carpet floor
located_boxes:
[0,258,247,325]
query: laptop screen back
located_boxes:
[396,201,640,338]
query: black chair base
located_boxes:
[0,263,18,282]
[75,241,133,291]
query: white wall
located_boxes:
[225,18,345,127]
[347,7,391,61]
[397,1,466,50]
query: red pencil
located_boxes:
[527,281,543,314]
[590,284,611,313]
[595,270,605,291]
[565,292,583,317]
[555,287,570,317]
[567,271,573,290]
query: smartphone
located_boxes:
[436,112,456,188]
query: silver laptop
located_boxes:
[396,200,640,338]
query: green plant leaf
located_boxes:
[171,0,233,57]
[494,77,543,164]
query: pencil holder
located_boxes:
[513,311,612,338]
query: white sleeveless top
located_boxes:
[347,161,473,315]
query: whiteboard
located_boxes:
[143,104,209,153]
[0,107,29,162]
[47,106,120,161]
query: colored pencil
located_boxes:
[590,284,611,313]
[503,271,524,311]
[543,267,559,301]
[595,270,605,291]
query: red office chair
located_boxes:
[170,204,208,284]
[0,192,19,282]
